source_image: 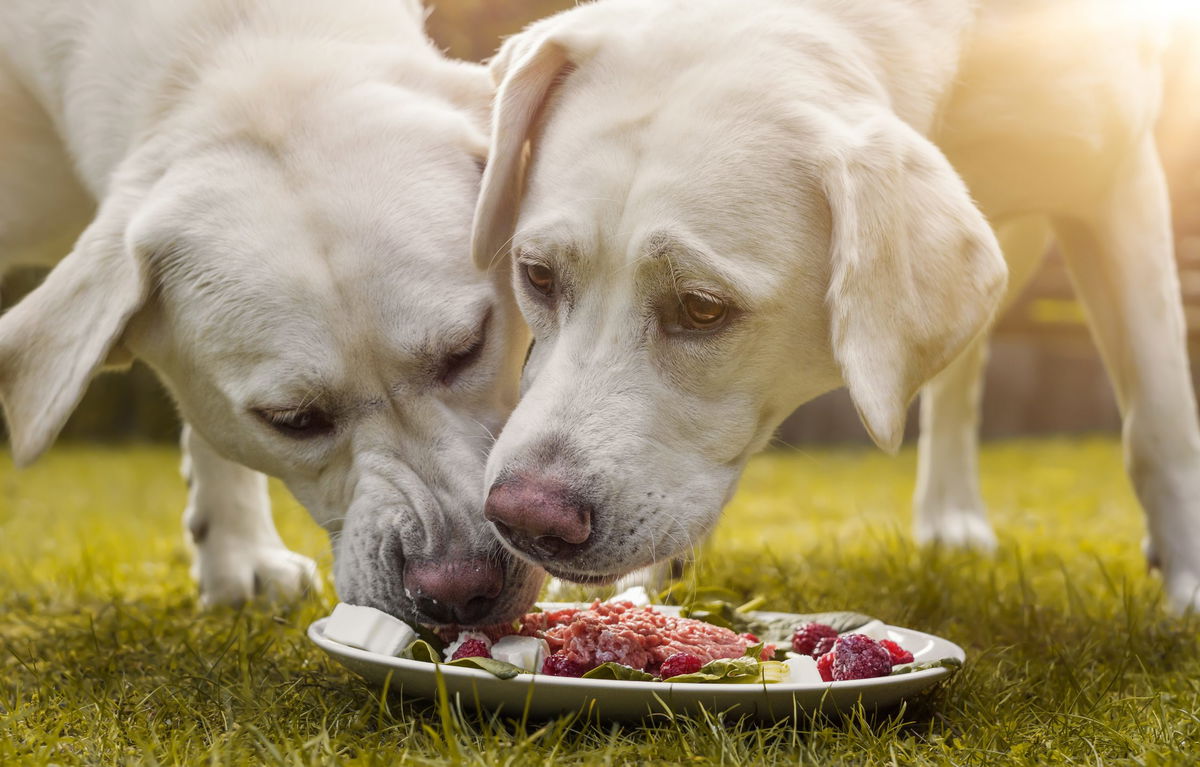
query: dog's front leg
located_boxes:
[1055,138,1200,613]
[181,424,319,606]
[913,334,996,550]
[914,218,1051,551]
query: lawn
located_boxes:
[2,439,1198,765]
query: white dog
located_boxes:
[472,0,1200,612]
[0,0,544,625]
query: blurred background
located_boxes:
[2,0,1198,448]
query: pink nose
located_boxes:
[485,474,592,560]
[403,558,504,625]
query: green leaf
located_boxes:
[742,641,766,660]
[406,639,526,680]
[682,608,736,630]
[582,663,656,682]
[751,611,878,643]
[667,657,788,685]
[413,625,447,655]
[406,639,441,664]
[446,657,524,680]
[889,657,963,676]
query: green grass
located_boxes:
[2,438,1199,765]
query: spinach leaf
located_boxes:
[446,657,524,679]
[889,657,963,676]
[667,657,788,685]
[582,663,656,682]
[406,639,441,664]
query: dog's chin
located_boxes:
[540,564,622,586]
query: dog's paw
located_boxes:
[913,511,998,553]
[1143,536,1162,572]
[1162,569,1200,616]
[194,541,320,607]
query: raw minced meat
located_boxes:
[518,600,773,674]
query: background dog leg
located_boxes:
[181,424,319,607]
[914,217,1051,550]
[1055,138,1200,613]
[914,334,995,550]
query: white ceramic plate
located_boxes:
[308,604,965,721]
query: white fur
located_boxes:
[474,0,1200,612]
[0,0,543,622]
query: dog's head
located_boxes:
[471,3,1007,583]
[0,47,543,624]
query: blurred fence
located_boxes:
[2,2,1199,447]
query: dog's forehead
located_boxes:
[519,105,827,304]
[144,135,490,362]
[519,47,832,270]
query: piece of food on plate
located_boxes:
[323,603,416,656]
[520,600,776,678]
[321,601,947,685]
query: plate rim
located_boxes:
[307,607,966,695]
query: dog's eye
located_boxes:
[256,407,334,438]
[525,263,555,296]
[439,335,485,386]
[439,311,491,386]
[680,292,728,331]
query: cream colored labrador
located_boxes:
[473,0,1200,612]
[0,0,543,625]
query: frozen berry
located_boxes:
[811,636,837,658]
[660,653,704,679]
[450,639,491,661]
[816,652,834,682]
[792,622,839,656]
[540,653,589,677]
[879,639,914,665]
[741,632,760,643]
[830,634,892,681]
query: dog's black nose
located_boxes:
[485,474,592,562]
[403,558,504,625]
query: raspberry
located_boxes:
[540,653,589,677]
[659,653,704,679]
[830,634,892,681]
[816,652,834,682]
[740,633,760,643]
[791,622,839,656]
[450,639,491,661]
[811,636,837,658]
[879,639,914,665]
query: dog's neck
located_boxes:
[0,0,447,197]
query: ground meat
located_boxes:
[519,600,771,674]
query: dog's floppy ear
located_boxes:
[0,189,149,466]
[472,32,574,272]
[823,112,1007,453]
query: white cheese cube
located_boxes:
[607,585,651,607]
[443,630,493,661]
[491,635,549,672]
[784,654,824,684]
[324,603,416,656]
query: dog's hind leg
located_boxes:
[181,423,320,606]
[913,216,1051,550]
[1055,137,1200,613]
